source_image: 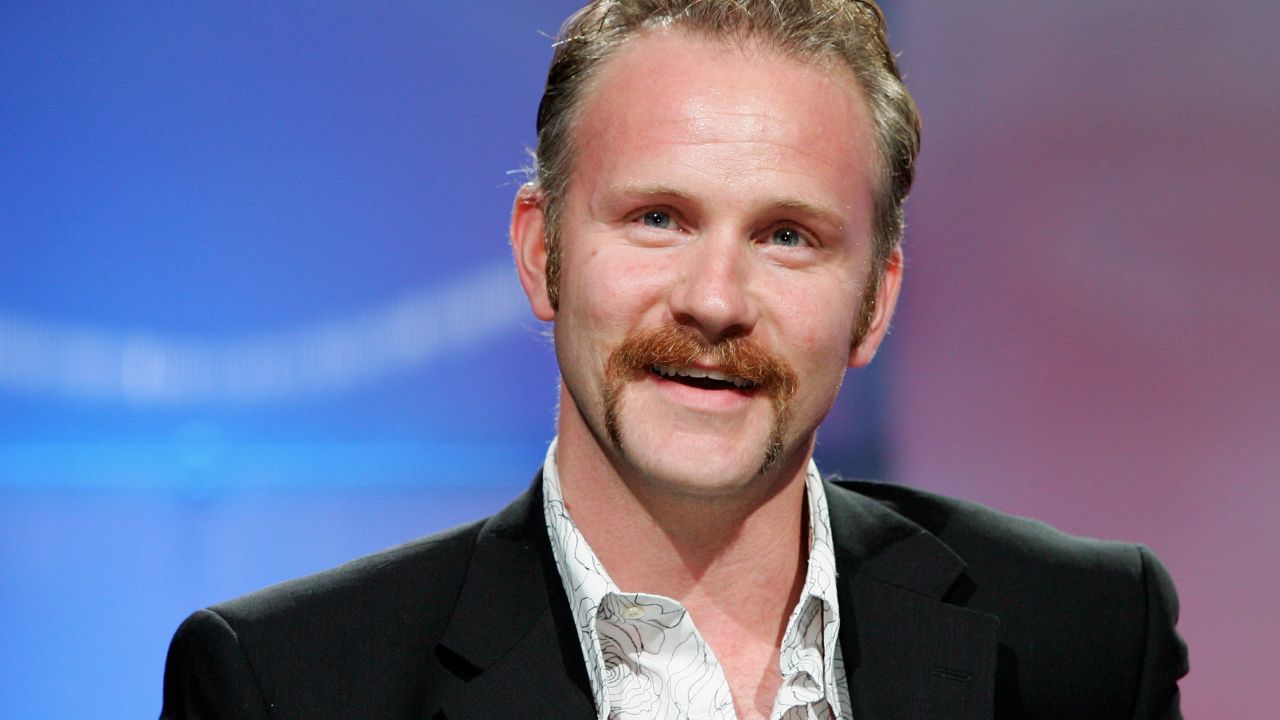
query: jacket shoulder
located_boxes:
[831,479,1145,579]
[830,479,1187,718]
[164,518,486,719]
[213,517,484,628]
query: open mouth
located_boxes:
[651,363,757,391]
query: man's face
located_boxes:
[513,30,900,499]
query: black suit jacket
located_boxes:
[161,476,1187,719]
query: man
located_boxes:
[161,2,1187,719]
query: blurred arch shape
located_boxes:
[0,262,528,406]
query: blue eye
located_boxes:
[642,210,675,229]
[771,227,803,247]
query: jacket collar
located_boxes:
[433,474,999,720]
[435,474,596,719]
[826,479,1000,720]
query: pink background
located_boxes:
[893,3,1280,716]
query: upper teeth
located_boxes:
[653,364,755,388]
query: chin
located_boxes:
[615,427,795,500]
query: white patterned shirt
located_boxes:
[541,439,852,720]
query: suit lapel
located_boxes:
[431,474,1000,719]
[827,480,999,720]
[434,476,596,720]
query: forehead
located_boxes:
[568,29,879,220]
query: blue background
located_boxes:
[0,3,887,716]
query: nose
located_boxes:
[667,233,759,342]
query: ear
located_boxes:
[510,184,556,321]
[849,248,903,368]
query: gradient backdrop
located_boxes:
[1,2,1275,718]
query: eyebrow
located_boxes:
[768,198,848,235]
[602,183,849,235]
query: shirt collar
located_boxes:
[541,439,618,718]
[540,438,847,719]
[778,457,847,715]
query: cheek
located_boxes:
[560,245,673,339]
[768,282,861,379]
[798,320,856,376]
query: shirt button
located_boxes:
[623,605,645,620]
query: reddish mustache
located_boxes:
[607,324,796,398]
